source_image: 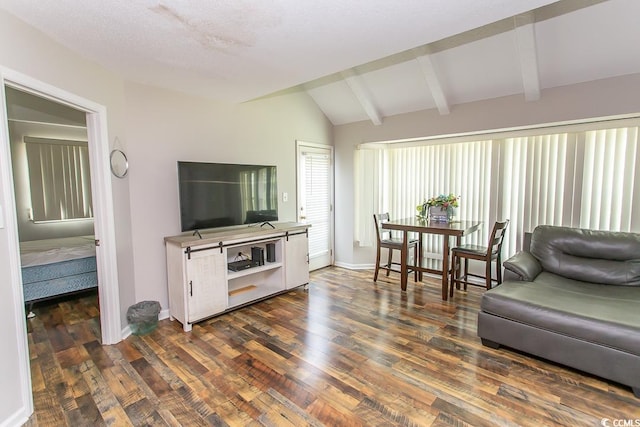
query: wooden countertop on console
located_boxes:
[164,221,310,248]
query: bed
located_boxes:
[20,235,98,305]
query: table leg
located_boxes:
[441,235,450,300]
[401,230,408,291]
[455,236,462,290]
[418,234,423,282]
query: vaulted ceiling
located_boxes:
[2,0,638,126]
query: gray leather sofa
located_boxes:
[477,225,640,397]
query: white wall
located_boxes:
[0,8,331,426]
[334,73,640,268]
[0,9,131,425]
[123,82,332,304]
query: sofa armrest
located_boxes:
[503,251,542,281]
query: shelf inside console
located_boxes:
[227,265,284,308]
[227,261,283,280]
[228,284,257,296]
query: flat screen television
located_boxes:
[177,161,278,232]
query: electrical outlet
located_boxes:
[282,192,288,202]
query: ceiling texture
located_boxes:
[1,0,639,126]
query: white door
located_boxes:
[296,141,333,271]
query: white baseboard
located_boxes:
[159,308,170,321]
[1,406,31,427]
[121,324,132,340]
[333,261,374,270]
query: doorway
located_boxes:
[0,71,121,348]
[0,68,122,422]
[296,141,334,270]
[6,86,99,317]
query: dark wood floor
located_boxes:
[25,267,639,426]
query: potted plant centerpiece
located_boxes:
[416,193,459,222]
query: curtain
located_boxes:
[354,147,384,247]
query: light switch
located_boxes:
[282,192,288,202]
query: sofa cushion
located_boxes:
[481,272,640,356]
[530,226,640,286]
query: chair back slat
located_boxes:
[373,213,391,243]
[489,220,510,256]
[450,218,510,296]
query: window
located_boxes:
[355,140,494,254]
[25,136,93,222]
[355,118,640,259]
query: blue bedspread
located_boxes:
[22,256,97,303]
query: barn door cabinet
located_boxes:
[165,222,310,332]
[285,230,310,289]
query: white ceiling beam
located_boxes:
[414,50,450,115]
[514,12,541,101]
[340,69,383,126]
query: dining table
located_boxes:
[382,217,482,300]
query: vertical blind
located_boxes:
[356,140,493,253]
[579,127,638,231]
[25,136,93,222]
[500,133,573,256]
[355,120,640,259]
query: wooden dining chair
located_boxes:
[449,219,510,297]
[373,213,419,282]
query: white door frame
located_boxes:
[295,140,334,269]
[0,67,122,415]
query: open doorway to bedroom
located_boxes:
[5,86,102,340]
[1,75,122,351]
[0,71,121,418]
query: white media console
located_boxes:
[165,222,310,331]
